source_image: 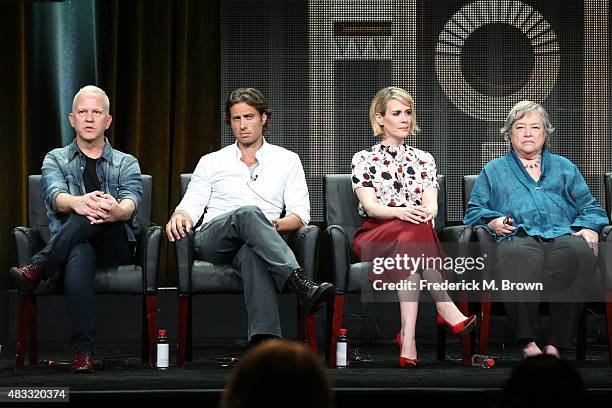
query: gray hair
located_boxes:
[72,85,110,114]
[500,100,555,143]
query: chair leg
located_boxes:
[306,314,317,353]
[325,294,334,362]
[186,296,193,362]
[479,291,491,355]
[141,296,149,364]
[292,306,318,352]
[297,306,306,343]
[606,290,612,364]
[177,295,189,368]
[576,307,587,361]
[15,294,31,370]
[328,294,344,368]
[142,295,157,365]
[27,296,38,366]
[436,324,447,361]
[456,292,471,366]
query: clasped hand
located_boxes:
[75,191,121,224]
[395,205,433,224]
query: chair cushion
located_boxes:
[190,261,244,294]
[33,265,145,296]
[189,261,298,295]
[347,262,370,293]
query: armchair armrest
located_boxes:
[439,225,473,282]
[600,225,612,290]
[12,226,43,266]
[473,225,496,281]
[175,230,195,295]
[287,225,320,281]
[137,226,163,295]
[601,225,612,242]
[439,225,473,246]
[326,225,351,294]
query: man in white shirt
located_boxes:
[165,88,333,344]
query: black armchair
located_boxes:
[11,175,162,370]
[599,172,612,363]
[174,173,319,368]
[466,174,612,363]
[323,174,474,367]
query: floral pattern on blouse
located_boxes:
[351,143,439,217]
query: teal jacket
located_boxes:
[463,148,609,241]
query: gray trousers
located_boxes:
[194,206,300,339]
[496,234,596,349]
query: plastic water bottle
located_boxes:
[156,329,169,370]
[336,328,348,368]
[471,354,495,368]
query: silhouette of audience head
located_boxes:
[498,354,585,408]
[221,339,333,408]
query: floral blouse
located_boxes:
[351,143,439,217]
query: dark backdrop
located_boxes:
[0,0,220,289]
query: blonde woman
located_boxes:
[351,87,476,367]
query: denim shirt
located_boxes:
[41,137,143,241]
[463,148,609,242]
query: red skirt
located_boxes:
[353,218,446,283]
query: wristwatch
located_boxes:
[272,220,280,231]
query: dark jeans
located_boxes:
[496,234,596,349]
[33,214,133,354]
[194,206,300,340]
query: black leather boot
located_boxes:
[286,268,334,315]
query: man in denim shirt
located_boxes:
[10,85,143,373]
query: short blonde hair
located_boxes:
[72,85,110,114]
[369,87,420,137]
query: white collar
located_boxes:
[231,137,270,162]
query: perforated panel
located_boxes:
[221,0,610,222]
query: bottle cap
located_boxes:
[339,328,347,335]
[486,358,495,367]
[158,329,167,336]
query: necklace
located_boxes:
[519,155,541,169]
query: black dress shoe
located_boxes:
[286,268,334,315]
[71,352,95,373]
[9,262,44,293]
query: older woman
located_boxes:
[464,100,608,358]
[351,87,476,368]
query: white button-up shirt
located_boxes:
[176,139,310,229]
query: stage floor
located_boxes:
[1,339,611,405]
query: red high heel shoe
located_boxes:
[395,331,418,368]
[436,314,477,335]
